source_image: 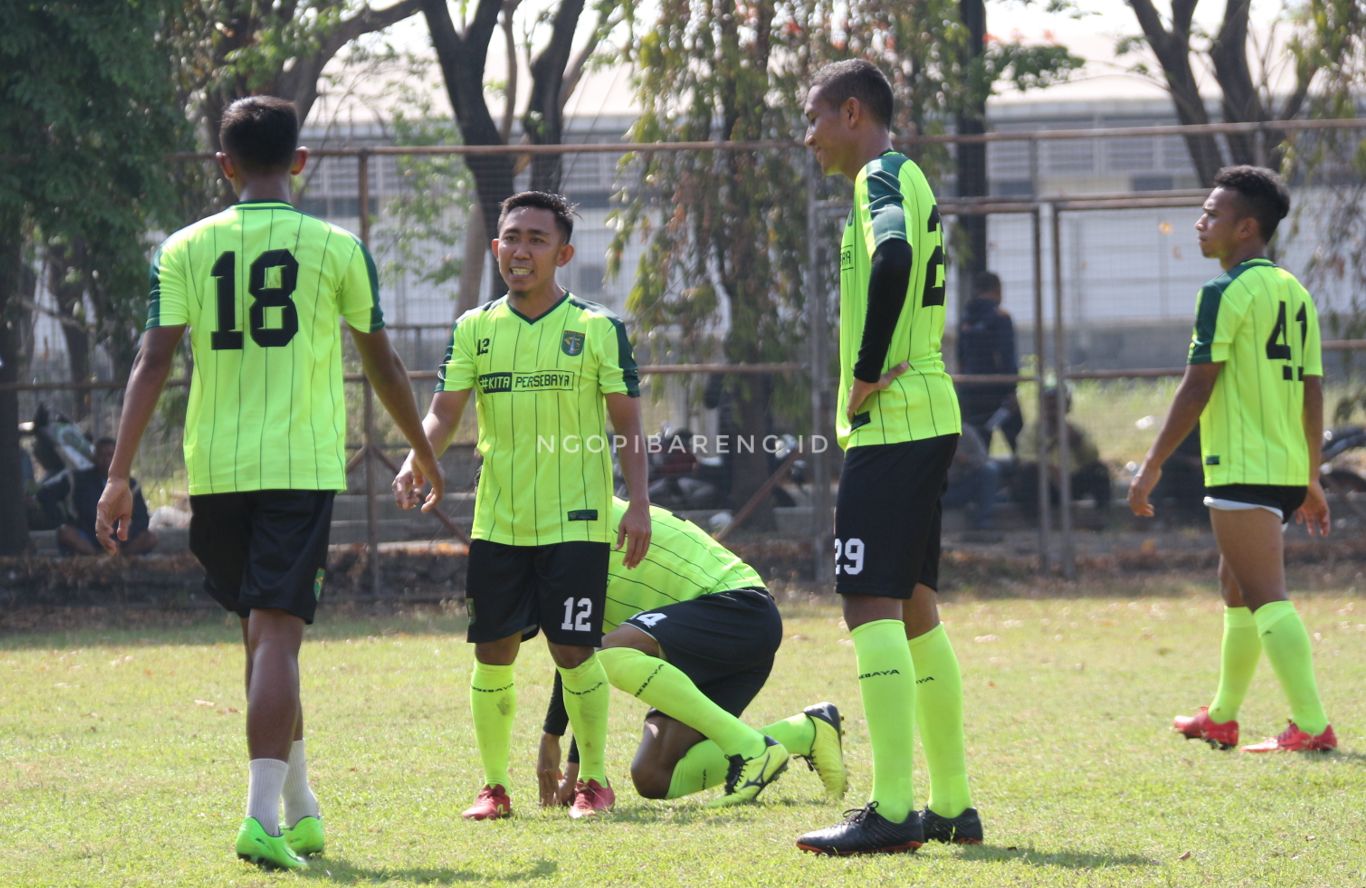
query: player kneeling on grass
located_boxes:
[537,498,847,808]
[1129,165,1336,755]
[96,96,444,872]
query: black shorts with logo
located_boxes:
[466,540,610,646]
[624,587,783,717]
[189,490,335,625]
[834,435,958,598]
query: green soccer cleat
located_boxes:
[801,702,847,800]
[709,736,789,807]
[236,817,308,871]
[284,815,325,856]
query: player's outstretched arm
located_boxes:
[96,326,184,553]
[1128,362,1220,517]
[1296,374,1330,536]
[606,391,651,567]
[351,327,446,512]
[393,388,469,511]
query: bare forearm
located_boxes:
[1143,368,1216,470]
[608,396,648,503]
[364,348,433,456]
[1303,376,1324,483]
[108,347,175,480]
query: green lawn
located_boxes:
[2,586,1363,887]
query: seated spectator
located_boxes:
[942,425,1000,530]
[51,437,158,556]
[1010,386,1112,512]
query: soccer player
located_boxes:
[797,60,980,855]
[95,96,444,871]
[393,191,651,820]
[1129,165,1336,754]
[536,498,847,808]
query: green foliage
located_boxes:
[610,0,1079,430]
[375,53,476,292]
[0,1,188,246]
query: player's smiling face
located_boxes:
[494,206,574,299]
[803,86,848,177]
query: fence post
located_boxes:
[1049,206,1076,578]
[358,149,371,245]
[806,156,833,585]
[362,377,381,598]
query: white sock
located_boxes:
[283,739,321,826]
[246,758,289,835]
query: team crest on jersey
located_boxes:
[561,331,585,356]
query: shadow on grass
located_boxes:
[959,843,1160,869]
[302,856,555,884]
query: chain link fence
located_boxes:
[11,120,1365,592]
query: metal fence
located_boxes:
[12,119,1365,592]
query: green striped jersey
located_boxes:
[603,499,764,632]
[837,151,960,450]
[146,200,384,494]
[438,293,639,545]
[1188,258,1323,486]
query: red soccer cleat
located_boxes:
[568,779,615,819]
[462,784,512,820]
[1172,707,1239,749]
[1242,721,1338,753]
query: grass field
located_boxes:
[2,581,1363,888]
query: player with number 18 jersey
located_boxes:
[148,201,383,494]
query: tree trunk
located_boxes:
[49,242,92,421]
[0,211,32,553]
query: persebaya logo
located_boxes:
[561,330,585,356]
[313,568,325,601]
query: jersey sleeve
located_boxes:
[1301,292,1323,378]
[145,243,189,329]
[436,312,477,392]
[1188,281,1246,364]
[864,167,909,249]
[592,313,640,397]
[338,236,385,333]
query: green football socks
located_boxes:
[597,646,766,759]
[908,623,972,819]
[1207,606,1260,724]
[665,714,813,799]
[852,618,917,823]
[1254,600,1329,735]
[470,662,515,789]
[558,656,612,784]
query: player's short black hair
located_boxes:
[498,191,577,243]
[219,96,300,176]
[1212,165,1291,242]
[810,59,894,128]
[974,271,1002,295]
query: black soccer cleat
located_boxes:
[796,803,924,856]
[921,806,983,845]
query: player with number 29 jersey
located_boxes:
[837,151,960,450]
[147,201,382,494]
[1187,257,1322,487]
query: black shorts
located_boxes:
[624,587,782,717]
[1204,484,1307,525]
[189,490,335,625]
[466,540,610,646]
[834,435,957,598]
